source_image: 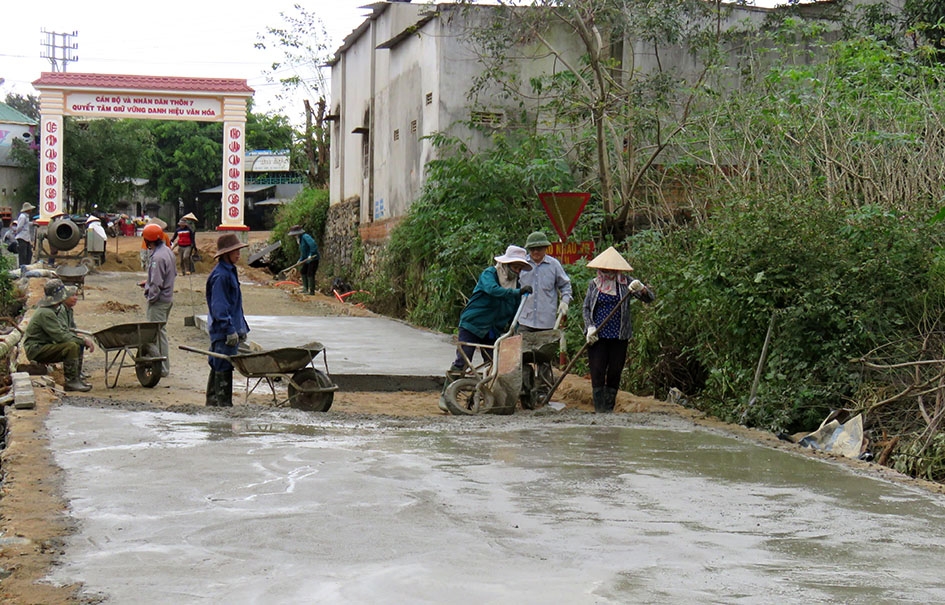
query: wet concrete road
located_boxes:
[196,314,456,391]
[46,404,945,604]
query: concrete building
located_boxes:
[326,1,782,241]
[328,1,906,241]
[0,102,38,218]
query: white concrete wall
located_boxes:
[329,1,891,224]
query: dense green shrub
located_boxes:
[382,131,578,331]
[268,188,329,271]
[627,196,945,433]
[0,254,22,317]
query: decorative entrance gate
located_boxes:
[31,72,254,233]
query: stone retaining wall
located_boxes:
[321,197,401,290]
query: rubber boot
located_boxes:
[602,387,618,413]
[64,360,92,392]
[592,387,607,413]
[216,371,234,407]
[301,275,312,295]
[205,370,219,406]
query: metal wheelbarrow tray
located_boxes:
[90,321,166,388]
[179,342,339,412]
[56,264,89,299]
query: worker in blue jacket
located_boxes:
[205,233,250,407]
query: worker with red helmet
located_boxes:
[142,223,177,377]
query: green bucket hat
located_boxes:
[525,231,552,250]
[38,278,77,307]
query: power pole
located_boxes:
[40,30,79,72]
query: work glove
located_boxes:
[585,326,598,345]
[557,300,569,316]
[520,285,533,295]
[238,333,247,344]
[225,332,239,347]
[629,279,645,293]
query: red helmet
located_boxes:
[142,223,164,243]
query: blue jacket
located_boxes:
[459,266,524,339]
[206,260,249,341]
[298,233,319,263]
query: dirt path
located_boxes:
[1,231,941,603]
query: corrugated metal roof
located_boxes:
[32,72,254,95]
[0,102,38,125]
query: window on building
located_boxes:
[425,92,433,105]
[410,120,417,134]
[394,129,400,141]
[471,110,505,128]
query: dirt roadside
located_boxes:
[1,232,941,604]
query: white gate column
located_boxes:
[37,90,65,226]
[219,97,248,235]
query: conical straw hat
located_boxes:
[586,246,633,272]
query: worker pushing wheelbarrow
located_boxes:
[439,245,564,415]
[439,295,562,415]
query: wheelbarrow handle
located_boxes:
[178,344,232,361]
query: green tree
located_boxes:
[255,4,332,186]
[246,106,294,152]
[142,120,222,222]
[904,0,945,57]
[384,131,575,329]
[63,118,151,213]
[3,92,39,120]
[459,0,736,236]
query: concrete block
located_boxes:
[11,371,36,410]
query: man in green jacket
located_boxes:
[23,279,95,392]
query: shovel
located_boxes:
[275,257,313,281]
[183,271,197,327]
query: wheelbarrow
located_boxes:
[87,321,166,388]
[178,342,339,412]
[57,264,89,299]
[441,294,561,416]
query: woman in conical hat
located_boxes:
[581,246,655,413]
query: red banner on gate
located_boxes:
[550,240,596,265]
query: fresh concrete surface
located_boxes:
[46,404,945,604]
[197,315,456,391]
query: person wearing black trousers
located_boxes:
[582,246,655,413]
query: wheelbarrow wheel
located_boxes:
[135,343,162,388]
[520,365,538,410]
[288,368,334,412]
[443,378,494,415]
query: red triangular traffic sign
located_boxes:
[538,192,590,241]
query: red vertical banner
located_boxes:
[39,115,64,224]
[538,192,590,241]
[220,121,246,229]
